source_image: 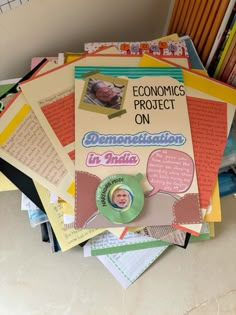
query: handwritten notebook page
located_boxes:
[84,231,170,256]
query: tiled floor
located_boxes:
[0,190,236,314]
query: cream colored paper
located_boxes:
[19,53,142,230]
[34,60,59,75]
[20,54,142,157]
[0,61,59,193]
[0,92,75,205]
[74,72,201,229]
[21,56,142,140]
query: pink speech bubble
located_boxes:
[146,149,194,197]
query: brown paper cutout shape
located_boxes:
[74,171,101,228]
[172,193,201,225]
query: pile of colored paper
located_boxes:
[0,33,235,288]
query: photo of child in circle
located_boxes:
[110,185,133,210]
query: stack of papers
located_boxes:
[0,33,235,288]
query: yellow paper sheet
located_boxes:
[209,222,215,238]
[155,33,179,41]
[204,179,222,222]
[0,173,17,191]
[63,52,84,63]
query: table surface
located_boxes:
[0,189,236,315]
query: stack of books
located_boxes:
[0,33,235,288]
[167,0,236,87]
[205,2,236,86]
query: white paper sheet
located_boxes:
[21,193,38,211]
[97,246,168,288]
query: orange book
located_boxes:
[200,0,230,64]
[189,0,208,40]
[193,0,215,48]
[181,1,195,35]
[176,1,190,34]
[185,0,201,36]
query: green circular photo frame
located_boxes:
[96,173,144,224]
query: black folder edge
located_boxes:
[178,232,190,249]
[0,58,48,101]
[0,158,63,250]
[0,158,45,212]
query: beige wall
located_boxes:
[0,0,173,80]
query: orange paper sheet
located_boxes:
[187,96,227,209]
